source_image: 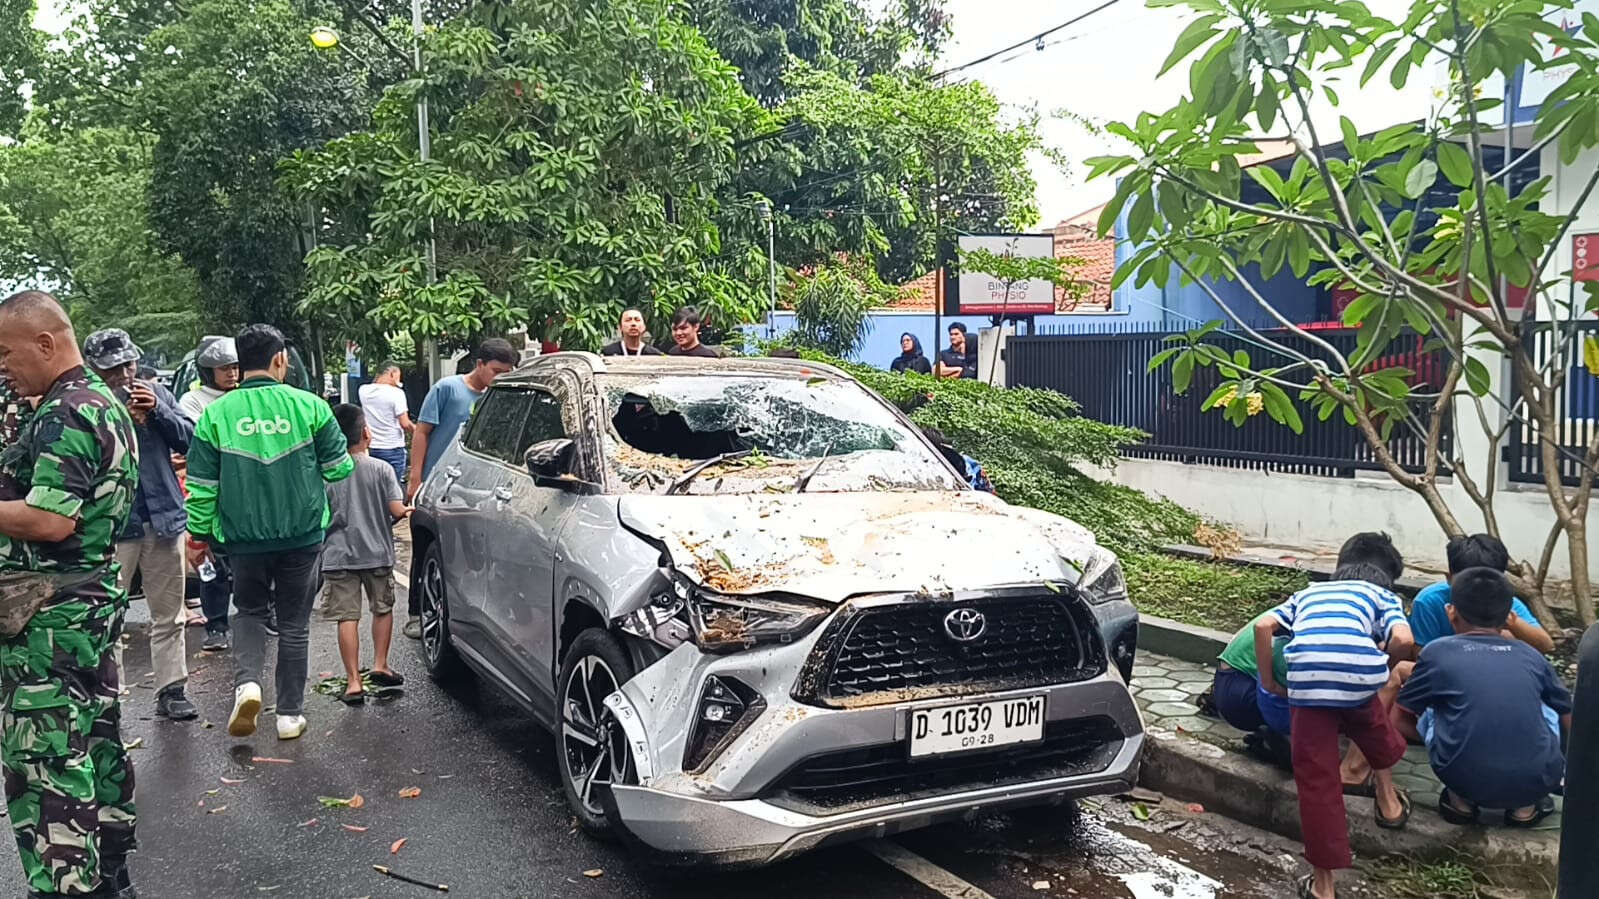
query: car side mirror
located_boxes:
[525,438,579,488]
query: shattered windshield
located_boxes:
[599,373,961,495]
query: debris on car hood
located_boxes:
[618,491,1099,603]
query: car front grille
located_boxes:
[793,595,1106,708]
[763,716,1125,815]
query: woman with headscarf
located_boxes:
[889,333,932,374]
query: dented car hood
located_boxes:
[617,490,1100,603]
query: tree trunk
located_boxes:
[1570,521,1596,626]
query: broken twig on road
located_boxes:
[373,865,448,892]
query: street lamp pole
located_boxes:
[759,200,776,339]
[411,0,442,384]
[312,7,442,383]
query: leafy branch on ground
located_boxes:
[806,351,1303,623]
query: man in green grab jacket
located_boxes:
[0,291,139,899]
[186,324,353,742]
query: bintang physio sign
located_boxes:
[956,233,1057,316]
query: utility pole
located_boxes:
[760,199,777,339]
[412,0,442,383]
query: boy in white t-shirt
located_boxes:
[358,362,413,488]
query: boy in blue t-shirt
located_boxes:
[1395,567,1571,828]
[1409,534,1554,653]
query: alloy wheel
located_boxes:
[419,556,446,666]
[561,655,631,818]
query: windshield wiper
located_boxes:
[794,445,834,493]
[666,449,755,495]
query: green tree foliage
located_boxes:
[0,125,203,359]
[744,70,1048,285]
[134,0,380,340]
[787,264,876,357]
[284,0,767,354]
[0,0,39,137]
[683,0,948,107]
[1092,0,1599,624]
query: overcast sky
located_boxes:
[935,0,1444,227]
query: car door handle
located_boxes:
[493,485,514,503]
[445,466,463,480]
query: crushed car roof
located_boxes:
[499,351,852,385]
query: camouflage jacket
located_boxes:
[0,367,138,579]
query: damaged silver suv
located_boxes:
[409,353,1144,867]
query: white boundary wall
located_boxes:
[1092,457,1594,579]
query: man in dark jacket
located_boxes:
[600,308,664,356]
[85,328,200,721]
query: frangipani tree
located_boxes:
[1092,0,1599,625]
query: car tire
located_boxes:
[557,628,636,838]
[415,544,467,684]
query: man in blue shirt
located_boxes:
[1409,534,1554,653]
[1396,567,1570,827]
[402,338,516,638]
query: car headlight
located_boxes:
[1076,547,1127,604]
[688,590,831,653]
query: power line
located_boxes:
[932,0,1123,80]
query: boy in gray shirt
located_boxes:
[325,404,410,702]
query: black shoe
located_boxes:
[156,685,199,721]
[202,628,229,652]
[368,669,405,688]
[101,854,136,898]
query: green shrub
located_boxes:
[804,351,1200,555]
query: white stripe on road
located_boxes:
[862,841,996,899]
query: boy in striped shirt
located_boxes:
[1255,532,1414,899]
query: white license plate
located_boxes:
[908,695,1046,758]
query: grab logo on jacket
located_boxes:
[235,416,293,437]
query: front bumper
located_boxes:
[603,594,1145,867]
[608,735,1141,866]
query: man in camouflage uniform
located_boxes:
[0,291,138,899]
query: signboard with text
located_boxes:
[955,233,1057,316]
[1575,233,1599,283]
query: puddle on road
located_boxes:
[892,799,1301,899]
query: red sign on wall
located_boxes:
[1575,233,1599,282]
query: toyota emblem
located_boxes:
[943,608,987,643]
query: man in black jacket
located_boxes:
[600,308,663,357]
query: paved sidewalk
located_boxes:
[1132,649,1567,870]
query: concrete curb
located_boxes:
[1137,726,1560,878]
[1161,543,1432,597]
[1138,614,1228,665]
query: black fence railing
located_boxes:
[1508,321,1599,487]
[1006,325,1453,478]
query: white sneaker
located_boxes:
[228,682,262,737]
[276,714,307,740]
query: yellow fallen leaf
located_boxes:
[348,793,365,809]
[583,869,603,878]
[207,805,228,814]
[390,837,407,855]
[397,786,421,799]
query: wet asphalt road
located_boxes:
[0,601,1336,899]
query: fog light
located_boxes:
[1113,624,1137,683]
[684,675,765,772]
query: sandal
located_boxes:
[1375,788,1412,830]
[1437,788,1479,826]
[1504,795,1556,828]
[1296,873,1333,898]
[339,690,366,706]
[1341,776,1375,798]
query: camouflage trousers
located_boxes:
[0,592,136,895]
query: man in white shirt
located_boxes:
[358,363,413,487]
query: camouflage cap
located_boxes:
[83,329,142,371]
